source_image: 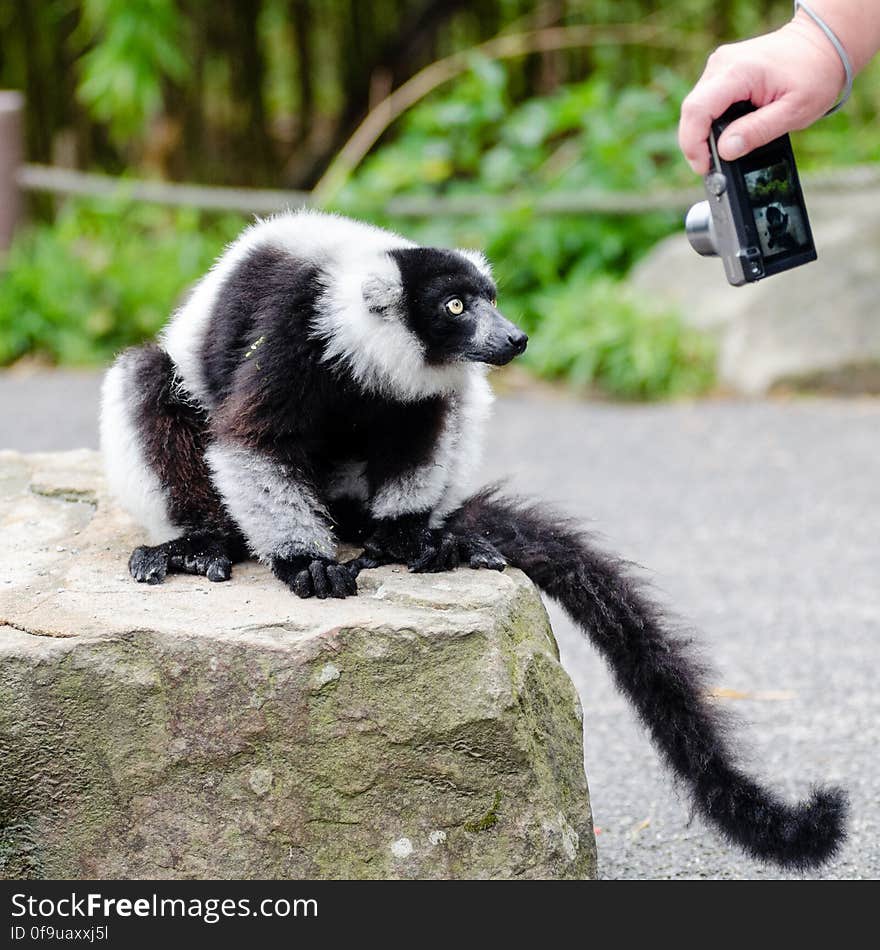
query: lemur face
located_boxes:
[388,247,528,366]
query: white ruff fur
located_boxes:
[100,354,178,544]
[162,209,483,404]
[205,441,336,562]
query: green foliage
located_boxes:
[76,0,189,143]
[0,200,243,365]
[521,278,715,400]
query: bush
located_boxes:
[520,277,715,399]
[0,200,245,365]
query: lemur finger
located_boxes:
[343,554,381,576]
[129,546,168,585]
[309,560,331,599]
[438,536,460,571]
[460,536,506,571]
[326,563,356,598]
[292,569,314,598]
[206,557,232,582]
[338,563,358,595]
[469,552,506,571]
[408,546,439,573]
[176,552,206,575]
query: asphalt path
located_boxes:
[1,367,877,879]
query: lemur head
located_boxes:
[365,247,528,367]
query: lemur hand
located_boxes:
[272,554,358,599]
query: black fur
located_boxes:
[130,345,236,535]
[447,488,848,868]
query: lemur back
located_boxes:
[100,209,845,868]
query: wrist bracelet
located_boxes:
[794,0,854,115]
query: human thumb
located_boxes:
[717,99,802,159]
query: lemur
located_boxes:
[101,209,846,869]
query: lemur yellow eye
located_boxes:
[446,297,464,316]
[490,297,497,307]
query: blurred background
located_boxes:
[2,0,879,398]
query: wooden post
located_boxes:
[0,91,25,253]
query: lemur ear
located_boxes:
[455,248,493,279]
[362,272,404,318]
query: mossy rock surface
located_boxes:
[0,450,596,880]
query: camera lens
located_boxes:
[685,201,718,257]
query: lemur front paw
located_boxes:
[272,555,358,599]
[355,516,506,576]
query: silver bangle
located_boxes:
[794,0,854,115]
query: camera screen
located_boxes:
[743,159,811,260]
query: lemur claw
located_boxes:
[273,556,358,599]
[458,535,506,572]
[129,545,168,585]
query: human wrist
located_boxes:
[792,2,877,75]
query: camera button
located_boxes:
[706,173,727,196]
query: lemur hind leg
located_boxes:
[129,533,248,585]
[408,529,506,573]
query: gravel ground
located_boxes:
[1,367,877,879]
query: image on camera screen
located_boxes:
[743,159,810,260]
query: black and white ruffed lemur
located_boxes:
[101,210,846,868]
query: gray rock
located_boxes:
[630,191,880,394]
[0,450,596,880]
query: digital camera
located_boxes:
[685,101,816,285]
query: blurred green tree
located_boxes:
[0,0,804,188]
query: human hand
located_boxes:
[679,16,846,174]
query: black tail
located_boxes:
[448,487,847,868]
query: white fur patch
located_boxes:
[205,441,335,561]
[99,353,178,543]
[455,248,493,281]
[431,366,494,523]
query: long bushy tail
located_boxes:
[448,487,846,868]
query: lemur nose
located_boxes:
[508,331,528,354]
